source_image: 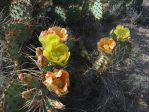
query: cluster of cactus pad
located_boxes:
[4,0,33,63]
[0,1,137,112]
[50,0,103,25]
[1,24,134,112]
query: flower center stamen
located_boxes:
[103,44,110,50]
[53,78,64,88]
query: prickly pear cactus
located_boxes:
[1,22,137,112]
[2,80,25,112]
[8,0,32,42]
[5,21,32,43]
[49,0,103,25]
[94,55,110,72]
[3,0,33,63]
[5,21,32,62]
[10,0,32,20]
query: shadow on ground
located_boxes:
[61,17,149,112]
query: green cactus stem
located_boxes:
[94,55,111,73]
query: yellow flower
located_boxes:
[114,25,130,42]
[97,37,116,54]
[39,30,55,37]
[48,26,68,42]
[43,70,69,96]
[43,42,70,66]
[39,33,60,47]
[39,26,68,47]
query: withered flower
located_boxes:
[43,70,69,96]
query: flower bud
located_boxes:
[21,90,32,100]
[37,55,48,67]
[36,47,43,57]
[18,73,26,81]
[18,73,33,83]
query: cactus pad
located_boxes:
[89,0,103,20]
[5,21,32,62]
[49,0,103,25]
[5,21,32,43]
[2,80,25,112]
[51,6,66,24]
[10,0,32,20]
